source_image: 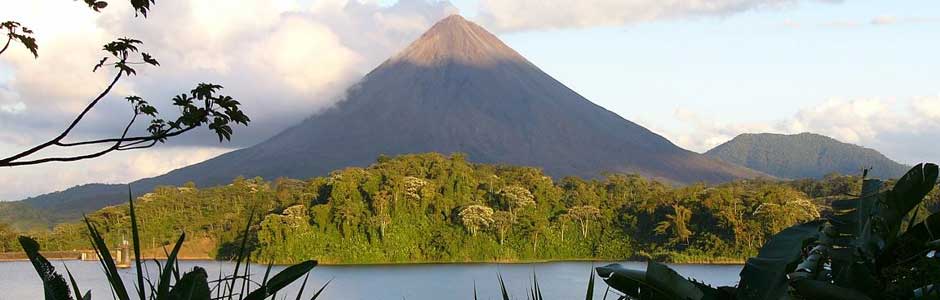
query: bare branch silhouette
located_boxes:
[0,38,250,167]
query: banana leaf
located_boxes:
[788,277,873,300]
[878,211,940,270]
[736,220,824,300]
[596,261,707,300]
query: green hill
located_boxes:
[705,132,910,179]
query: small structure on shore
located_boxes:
[115,235,131,269]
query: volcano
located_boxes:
[14,15,763,222]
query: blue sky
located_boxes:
[446,0,939,163]
[0,0,937,200]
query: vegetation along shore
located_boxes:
[4,153,935,265]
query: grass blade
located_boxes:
[156,232,186,299]
[293,272,310,300]
[261,261,274,288]
[84,217,131,300]
[585,267,595,300]
[127,186,146,300]
[244,260,318,300]
[228,210,255,300]
[64,264,85,300]
[498,273,510,300]
[309,278,332,300]
[473,281,478,300]
[534,273,543,300]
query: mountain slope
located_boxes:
[8,15,762,225]
[705,132,910,179]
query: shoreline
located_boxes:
[0,252,745,265]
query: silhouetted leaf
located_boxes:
[18,236,73,300]
[244,260,318,300]
[168,267,211,300]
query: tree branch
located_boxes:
[0,70,123,166]
[1,142,121,167]
[56,124,197,148]
[117,140,157,151]
[0,35,11,56]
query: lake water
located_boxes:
[0,260,742,299]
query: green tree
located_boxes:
[567,205,601,238]
[497,185,535,216]
[492,211,514,245]
[370,190,392,238]
[655,204,693,246]
[458,205,494,237]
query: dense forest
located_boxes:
[3,153,936,264]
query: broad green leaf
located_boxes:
[736,220,825,300]
[597,261,706,300]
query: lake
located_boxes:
[0,260,742,299]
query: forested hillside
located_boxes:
[9,153,937,264]
[706,132,910,179]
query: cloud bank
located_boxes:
[666,96,940,165]
[0,0,457,200]
[476,0,844,32]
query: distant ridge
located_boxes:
[705,132,910,179]
[6,15,763,226]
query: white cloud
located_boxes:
[476,0,842,32]
[665,96,940,165]
[0,0,457,147]
[0,0,457,200]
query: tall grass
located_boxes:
[17,186,327,300]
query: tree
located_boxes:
[557,213,572,242]
[402,176,429,201]
[458,205,494,237]
[370,190,392,238]
[567,205,601,238]
[0,1,249,168]
[655,203,693,245]
[497,185,535,215]
[492,211,514,245]
[0,223,18,252]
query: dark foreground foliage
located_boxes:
[597,163,940,300]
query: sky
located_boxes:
[0,0,938,200]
